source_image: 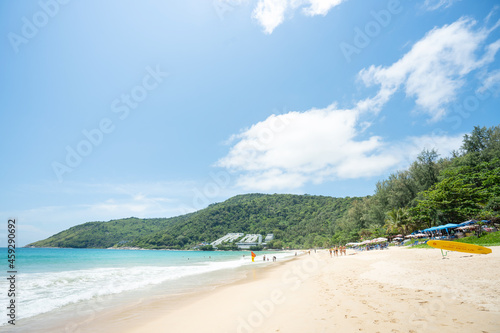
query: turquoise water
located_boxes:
[0,248,292,327]
[16,247,250,273]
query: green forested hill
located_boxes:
[27,194,358,249]
[26,216,190,248]
[28,125,500,249]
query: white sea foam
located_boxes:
[4,251,294,323]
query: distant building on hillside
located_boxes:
[236,234,262,249]
[210,233,244,248]
[209,233,276,249]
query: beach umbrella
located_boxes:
[458,225,476,230]
[457,220,476,227]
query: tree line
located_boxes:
[332,125,500,244]
[28,125,499,249]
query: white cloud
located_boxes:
[478,69,500,95]
[302,0,345,16]
[252,0,288,34]
[422,0,460,11]
[394,134,464,166]
[485,5,499,24]
[217,104,464,191]
[218,15,497,192]
[358,17,500,120]
[252,0,346,34]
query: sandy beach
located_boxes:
[54,246,500,333]
[107,246,499,333]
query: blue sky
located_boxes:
[1,0,500,246]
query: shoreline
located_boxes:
[13,247,500,332]
[12,251,300,333]
[117,246,500,332]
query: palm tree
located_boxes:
[384,212,397,236]
[385,208,412,237]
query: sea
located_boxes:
[0,248,294,332]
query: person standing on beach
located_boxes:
[329,248,332,258]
